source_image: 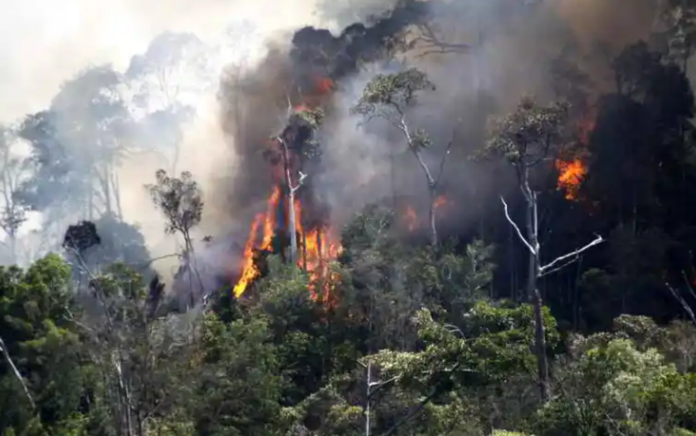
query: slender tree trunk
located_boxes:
[280,140,298,263]
[522,183,550,401]
[365,362,372,436]
[112,167,123,220]
[302,229,308,271]
[428,189,438,247]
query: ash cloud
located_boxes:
[0,0,671,288]
[212,0,669,252]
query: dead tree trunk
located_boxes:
[278,137,305,264]
[502,174,603,401]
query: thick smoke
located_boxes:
[0,0,673,287]
[0,0,332,271]
[213,0,668,259]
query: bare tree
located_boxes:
[479,96,603,401]
[146,169,204,307]
[352,68,454,247]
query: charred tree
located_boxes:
[271,104,323,266]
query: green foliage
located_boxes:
[478,96,571,166]
[352,68,435,115]
[193,314,282,436]
[146,169,203,236]
[538,336,696,435]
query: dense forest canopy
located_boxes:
[3,0,696,434]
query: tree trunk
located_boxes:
[280,139,298,263]
[287,186,299,264]
[523,185,550,401]
[428,189,438,247]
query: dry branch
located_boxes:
[0,335,35,408]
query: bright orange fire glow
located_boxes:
[233,187,281,297]
[555,115,594,201]
[233,186,342,301]
[555,159,587,200]
[233,74,342,301]
[294,200,342,301]
[313,76,335,94]
[434,195,448,209]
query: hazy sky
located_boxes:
[0,0,323,123]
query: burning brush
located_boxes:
[229,0,433,301]
[232,87,341,301]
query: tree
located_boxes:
[192,314,282,436]
[272,106,323,264]
[146,169,204,307]
[478,96,604,401]
[352,68,454,246]
[0,255,86,435]
[72,263,196,436]
[17,65,133,225]
[125,32,210,174]
[0,128,29,264]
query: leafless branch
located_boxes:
[433,131,456,187]
[500,196,536,255]
[539,256,582,278]
[666,281,696,326]
[290,171,307,193]
[539,234,604,275]
[0,335,35,408]
[414,23,471,58]
[681,270,696,302]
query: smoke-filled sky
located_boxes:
[0,0,676,279]
[0,0,331,123]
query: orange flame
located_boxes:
[234,186,342,300]
[434,195,448,209]
[233,76,340,300]
[555,115,594,201]
[313,76,335,94]
[233,186,281,297]
[405,206,418,231]
[294,200,342,301]
[555,159,587,200]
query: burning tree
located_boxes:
[352,68,453,247]
[233,94,341,301]
[478,96,604,401]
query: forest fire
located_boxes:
[403,195,450,231]
[233,187,281,297]
[555,114,595,200]
[232,73,342,300]
[555,159,587,200]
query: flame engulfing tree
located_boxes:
[352,68,453,247]
[478,96,604,401]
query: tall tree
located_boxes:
[478,96,603,400]
[352,68,453,247]
[146,169,204,308]
[0,128,29,264]
[17,65,133,225]
[126,31,211,174]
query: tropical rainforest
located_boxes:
[2,0,696,435]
